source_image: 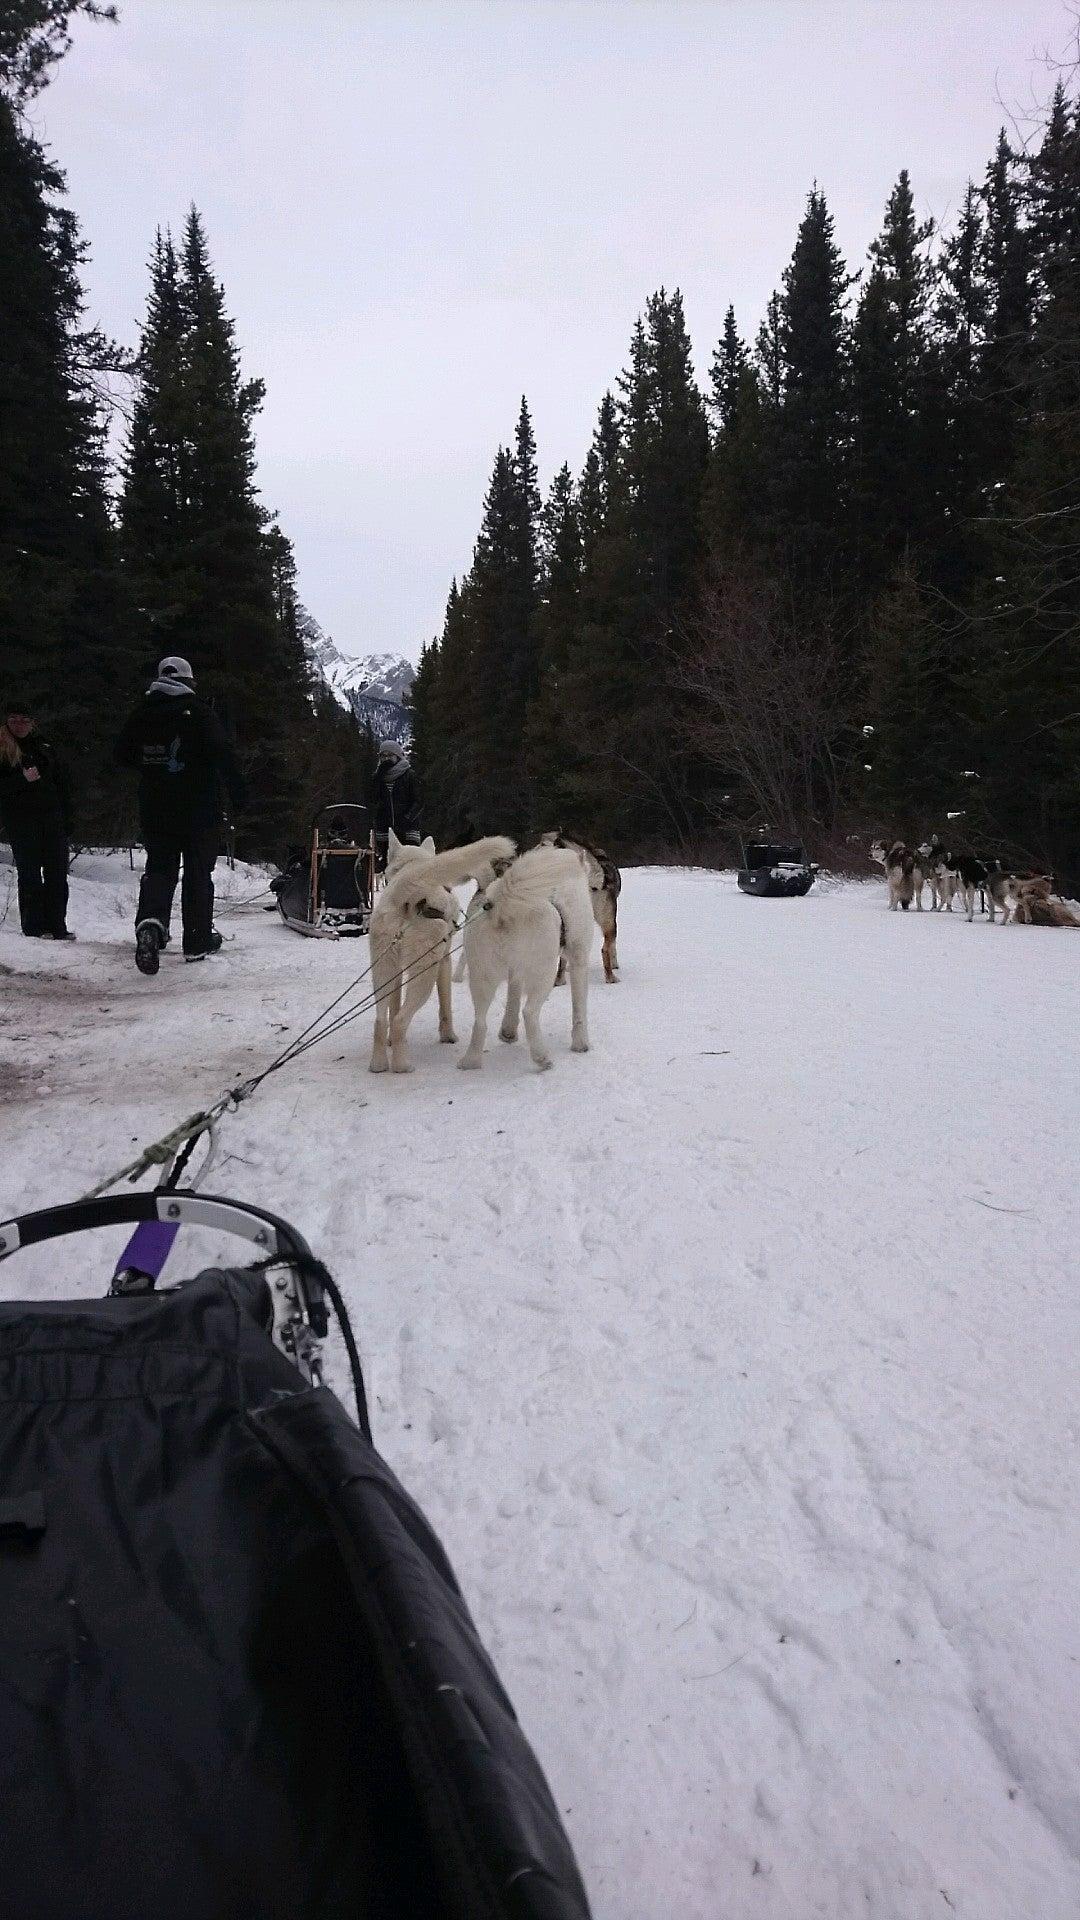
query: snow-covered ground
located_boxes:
[2,850,1079,1919]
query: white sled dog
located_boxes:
[458,845,594,1072]
[452,850,516,982]
[455,833,622,984]
[368,830,516,1073]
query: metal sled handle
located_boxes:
[0,1194,326,1317]
[0,1194,372,1442]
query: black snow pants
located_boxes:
[136,828,217,956]
[8,817,69,937]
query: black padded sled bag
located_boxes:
[0,1269,590,1920]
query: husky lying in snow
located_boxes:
[1011,876,1080,927]
[458,844,594,1072]
[870,839,919,910]
[368,830,516,1073]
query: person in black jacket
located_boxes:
[371,739,421,871]
[114,655,245,974]
[0,698,74,940]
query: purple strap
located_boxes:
[113,1218,179,1284]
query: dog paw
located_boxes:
[458,1055,482,1071]
[369,1057,389,1074]
[439,1031,458,1045]
[571,1037,590,1053]
[498,1026,518,1044]
[390,1061,415,1075]
[532,1057,554,1072]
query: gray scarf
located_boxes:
[147,678,194,699]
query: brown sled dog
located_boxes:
[1012,877,1080,927]
[538,832,622,982]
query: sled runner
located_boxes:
[737,838,818,897]
[0,1194,591,1920]
[271,801,376,937]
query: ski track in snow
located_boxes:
[2,850,1079,1919]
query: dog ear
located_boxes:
[420,835,436,856]
[387,829,402,857]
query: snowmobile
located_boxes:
[736,837,818,897]
[0,1192,591,1920]
[271,802,376,937]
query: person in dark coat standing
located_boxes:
[371,739,421,871]
[114,655,245,974]
[0,698,74,940]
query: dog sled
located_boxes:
[737,838,818,897]
[0,1191,591,1920]
[271,802,375,937]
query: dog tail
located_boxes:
[404,835,517,892]
[901,850,915,877]
[487,845,584,910]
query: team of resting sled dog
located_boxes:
[871,834,1080,927]
[363,824,1075,1078]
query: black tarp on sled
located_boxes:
[271,802,375,937]
[0,1195,591,1920]
[736,838,818,897]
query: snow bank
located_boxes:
[2,851,1078,1917]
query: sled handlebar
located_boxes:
[0,1194,329,1334]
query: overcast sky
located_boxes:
[36,0,1072,663]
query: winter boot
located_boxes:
[184,931,223,964]
[135,923,162,977]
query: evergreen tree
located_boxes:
[980,131,1032,477]
[576,391,621,557]
[121,208,307,853]
[703,361,773,559]
[976,94,1080,873]
[0,0,115,102]
[513,393,541,541]
[1024,82,1077,294]
[850,170,936,585]
[406,632,440,806]
[619,288,709,621]
[776,185,850,568]
[708,305,747,434]
[0,92,130,838]
[462,437,540,836]
[565,289,709,848]
[754,291,784,408]
[526,464,583,822]
[415,577,475,843]
[863,558,959,830]
[931,181,991,601]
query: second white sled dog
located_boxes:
[459,845,594,1071]
[368,830,516,1073]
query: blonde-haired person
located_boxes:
[0,697,74,940]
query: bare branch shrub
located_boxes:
[669,561,854,840]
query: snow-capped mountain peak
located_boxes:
[334,651,414,703]
[308,632,414,705]
[303,620,415,737]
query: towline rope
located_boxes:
[81,905,482,1202]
